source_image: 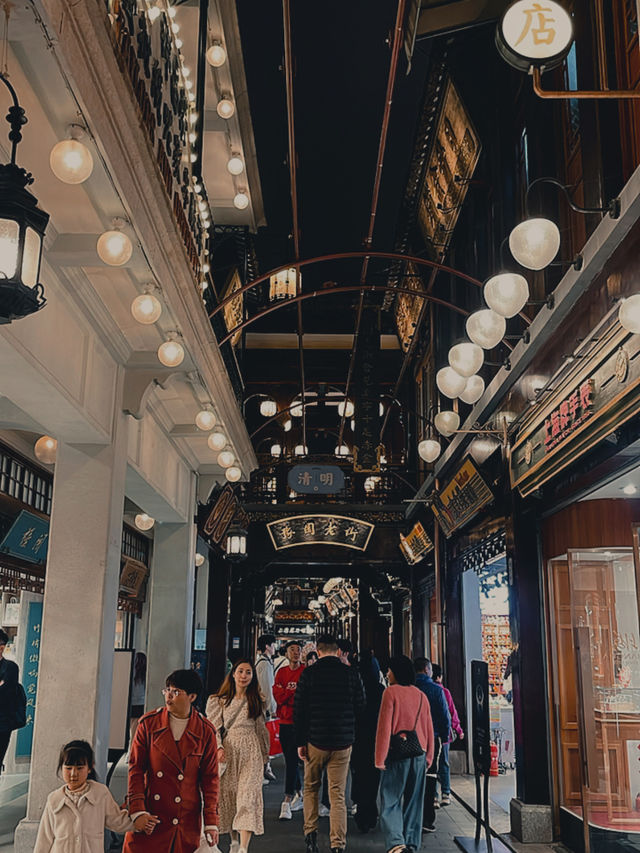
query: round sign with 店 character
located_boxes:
[496,0,574,73]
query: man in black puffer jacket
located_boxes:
[294,633,366,853]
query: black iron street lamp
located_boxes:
[225,522,248,562]
[0,72,49,323]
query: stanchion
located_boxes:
[454,660,510,853]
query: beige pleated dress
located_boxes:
[206,695,270,835]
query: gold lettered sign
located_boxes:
[119,557,149,601]
[400,521,434,565]
[431,458,493,537]
[267,515,374,551]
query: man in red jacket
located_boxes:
[273,641,305,821]
[123,669,219,853]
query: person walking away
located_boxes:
[0,629,20,775]
[34,739,157,852]
[351,650,384,833]
[294,633,365,853]
[124,669,220,853]
[255,634,277,782]
[305,651,318,666]
[414,658,450,833]
[273,641,305,820]
[432,663,464,806]
[375,656,434,853]
[207,659,270,853]
[273,642,289,677]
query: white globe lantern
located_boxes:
[436,367,467,399]
[195,408,216,431]
[227,155,244,176]
[217,450,235,468]
[294,444,308,456]
[484,273,530,318]
[206,42,227,67]
[619,295,640,334]
[195,553,205,567]
[449,342,484,378]
[34,435,57,465]
[216,96,235,119]
[466,309,506,349]
[459,375,485,405]
[290,399,303,418]
[49,138,93,184]
[509,218,561,270]
[260,398,277,417]
[225,466,242,482]
[158,338,185,367]
[97,227,133,266]
[134,513,154,531]
[435,411,461,437]
[337,400,354,418]
[131,291,162,324]
[418,438,442,463]
[233,192,249,210]
[335,445,350,457]
[270,443,282,457]
[208,432,227,452]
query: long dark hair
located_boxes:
[57,740,98,781]
[134,652,147,685]
[215,658,263,720]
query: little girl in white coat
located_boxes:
[34,740,158,853]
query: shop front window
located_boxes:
[549,547,640,852]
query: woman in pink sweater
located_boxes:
[375,655,435,853]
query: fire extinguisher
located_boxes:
[490,742,499,777]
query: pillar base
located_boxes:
[14,818,40,853]
[509,798,553,844]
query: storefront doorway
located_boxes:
[462,551,517,812]
[548,544,640,853]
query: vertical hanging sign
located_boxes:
[16,601,43,757]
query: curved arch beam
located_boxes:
[209,250,487,320]
[217,284,470,347]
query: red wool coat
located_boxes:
[122,707,219,853]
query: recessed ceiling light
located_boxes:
[622,483,638,495]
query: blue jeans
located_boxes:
[380,754,426,850]
[438,742,450,796]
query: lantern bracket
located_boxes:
[525,177,620,220]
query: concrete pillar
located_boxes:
[144,512,196,711]
[205,555,230,696]
[15,412,129,853]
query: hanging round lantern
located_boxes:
[459,375,485,405]
[436,366,467,399]
[418,438,442,463]
[449,342,484,378]
[484,272,530,318]
[435,411,461,437]
[466,309,506,349]
[509,218,561,270]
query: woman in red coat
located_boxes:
[123,669,220,853]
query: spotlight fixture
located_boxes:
[34,435,57,465]
[49,126,93,184]
[97,218,133,266]
[0,73,49,323]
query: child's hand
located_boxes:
[133,813,159,833]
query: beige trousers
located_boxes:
[303,744,352,849]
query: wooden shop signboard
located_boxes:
[267,514,374,551]
[431,458,493,537]
[510,322,640,497]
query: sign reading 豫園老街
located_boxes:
[511,322,640,497]
[431,459,493,537]
[16,601,42,757]
[496,0,574,72]
[267,515,374,551]
[288,465,345,495]
[0,511,49,564]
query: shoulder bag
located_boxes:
[218,698,245,743]
[386,694,425,763]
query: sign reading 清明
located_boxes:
[288,466,345,495]
[431,459,493,538]
[0,511,49,564]
[267,515,374,551]
[400,521,434,565]
[511,323,640,497]
[496,1,574,72]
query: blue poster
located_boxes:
[16,601,43,756]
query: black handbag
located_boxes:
[386,695,425,763]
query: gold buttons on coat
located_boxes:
[157,771,163,778]
[172,818,179,825]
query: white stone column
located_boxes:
[14,411,129,853]
[144,511,196,712]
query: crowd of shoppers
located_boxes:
[28,637,463,853]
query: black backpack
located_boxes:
[13,683,27,730]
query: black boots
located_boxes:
[305,832,319,853]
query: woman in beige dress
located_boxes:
[206,659,270,853]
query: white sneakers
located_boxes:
[318,804,330,817]
[279,801,293,821]
[230,842,240,853]
[291,793,304,812]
